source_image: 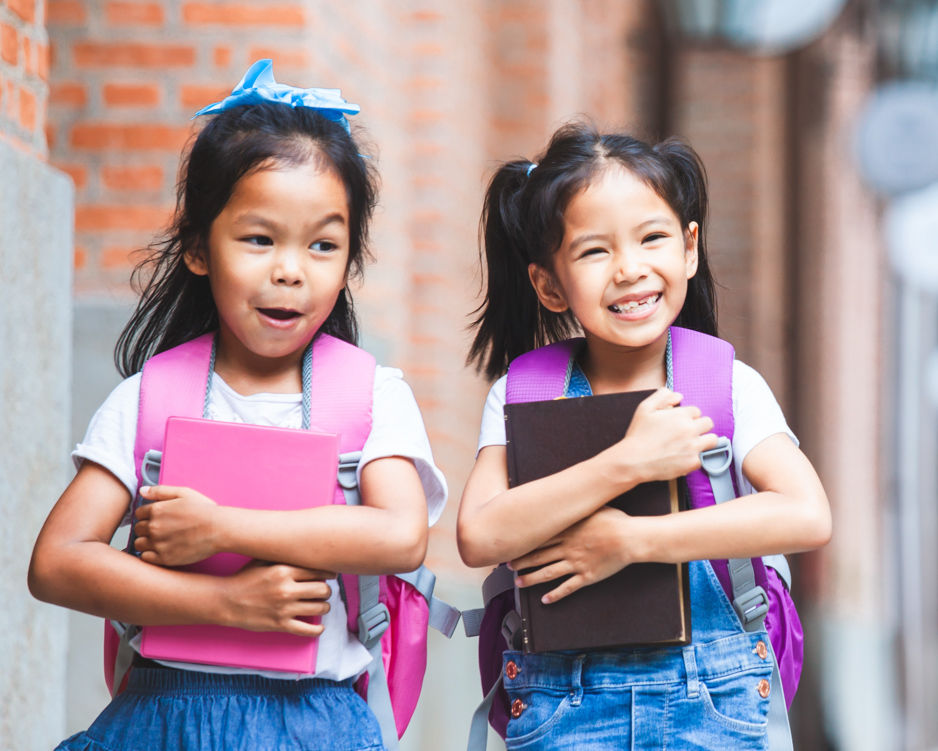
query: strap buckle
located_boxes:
[358,602,390,649]
[733,585,769,627]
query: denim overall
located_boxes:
[499,366,774,750]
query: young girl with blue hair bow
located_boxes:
[29,60,446,751]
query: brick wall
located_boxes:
[1,0,49,155]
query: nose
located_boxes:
[272,248,303,286]
[612,248,645,284]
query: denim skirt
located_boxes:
[55,666,386,751]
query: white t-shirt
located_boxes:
[476,360,797,496]
[74,365,447,682]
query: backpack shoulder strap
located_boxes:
[133,332,214,492]
[308,333,374,453]
[505,338,583,403]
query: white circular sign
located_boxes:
[884,182,938,294]
[855,82,938,196]
[721,0,847,54]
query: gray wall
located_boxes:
[1,142,74,746]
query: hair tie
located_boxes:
[193,59,360,133]
[526,162,538,177]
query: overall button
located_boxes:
[510,699,526,718]
[755,640,768,660]
[757,679,771,698]
[505,660,520,680]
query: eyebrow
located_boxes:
[568,232,609,250]
[232,212,348,231]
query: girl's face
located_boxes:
[529,166,698,355]
[186,159,350,374]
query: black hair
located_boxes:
[115,101,378,377]
[468,121,717,380]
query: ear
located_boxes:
[528,263,569,313]
[683,222,699,280]
[184,246,209,277]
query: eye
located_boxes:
[310,240,338,253]
[578,246,607,259]
[642,232,668,244]
[241,235,273,247]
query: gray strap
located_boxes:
[481,564,514,606]
[364,636,399,751]
[462,608,484,637]
[763,553,792,592]
[338,451,363,506]
[108,620,136,698]
[700,438,769,631]
[397,567,461,638]
[701,438,792,750]
[466,674,502,751]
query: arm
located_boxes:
[457,388,718,567]
[28,461,331,636]
[514,433,832,602]
[134,455,429,575]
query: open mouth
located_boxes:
[258,308,301,321]
[608,293,661,314]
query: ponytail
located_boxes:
[467,161,577,380]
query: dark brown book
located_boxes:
[505,390,691,653]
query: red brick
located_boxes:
[213,45,231,68]
[50,81,87,107]
[103,83,161,107]
[100,245,139,269]
[180,84,228,109]
[45,122,55,149]
[19,86,36,132]
[47,0,86,24]
[9,0,37,24]
[73,42,196,68]
[183,3,305,26]
[74,246,87,270]
[246,46,309,70]
[101,164,163,191]
[57,162,88,189]
[37,42,49,81]
[106,1,165,25]
[70,123,192,151]
[75,204,171,231]
[1,23,19,66]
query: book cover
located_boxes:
[139,416,339,673]
[505,390,691,653]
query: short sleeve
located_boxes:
[72,373,142,504]
[359,366,448,526]
[731,360,798,494]
[476,375,509,454]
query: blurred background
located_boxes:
[3,0,938,748]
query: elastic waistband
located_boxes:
[503,631,772,691]
[126,666,355,697]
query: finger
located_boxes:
[291,568,337,582]
[541,574,587,604]
[133,534,151,552]
[291,599,332,617]
[138,484,182,502]
[294,581,333,601]
[510,545,562,573]
[139,550,162,565]
[515,560,572,588]
[642,388,682,410]
[282,620,325,638]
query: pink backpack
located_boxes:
[104,332,460,749]
[464,327,802,747]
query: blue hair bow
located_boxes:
[193,59,360,133]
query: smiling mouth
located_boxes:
[258,308,301,320]
[608,293,661,314]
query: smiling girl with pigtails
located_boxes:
[29,61,446,751]
[458,123,831,750]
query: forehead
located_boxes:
[226,160,349,219]
[564,166,677,228]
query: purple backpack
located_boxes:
[104,332,460,751]
[464,326,802,745]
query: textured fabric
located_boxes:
[501,560,772,750]
[57,668,385,751]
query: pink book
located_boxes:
[139,416,339,673]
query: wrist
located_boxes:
[598,440,645,493]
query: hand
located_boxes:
[616,388,718,483]
[134,485,220,566]
[511,506,635,604]
[222,562,334,636]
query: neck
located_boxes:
[579,330,669,395]
[212,333,308,395]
